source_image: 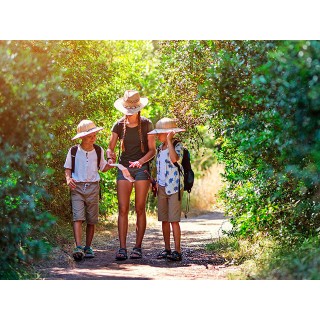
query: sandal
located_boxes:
[115,248,128,261]
[130,247,142,259]
[156,249,171,259]
[167,251,182,261]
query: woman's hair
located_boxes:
[121,111,145,153]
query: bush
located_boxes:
[0,41,69,278]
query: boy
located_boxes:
[147,118,185,261]
[64,119,110,261]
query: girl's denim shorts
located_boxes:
[117,163,150,181]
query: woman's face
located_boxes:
[127,114,138,121]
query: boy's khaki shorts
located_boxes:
[71,182,99,224]
[157,185,182,222]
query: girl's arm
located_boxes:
[106,132,118,164]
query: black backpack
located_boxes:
[173,140,194,197]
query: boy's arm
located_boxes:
[167,131,179,163]
[65,168,76,190]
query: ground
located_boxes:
[36,211,240,280]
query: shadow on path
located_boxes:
[37,211,236,280]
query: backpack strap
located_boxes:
[71,144,101,173]
[172,139,183,201]
[71,145,78,173]
[93,144,102,170]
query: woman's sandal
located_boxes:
[130,247,142,259]
[156,249,172,259]
[115,248,128,261]
[167,251,182,261]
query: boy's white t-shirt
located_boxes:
[64,145,108,182]
[158,148,169,187]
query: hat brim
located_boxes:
[71,127,104,140]
[147,128,185,135]
[114,97,148,115]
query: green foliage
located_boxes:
[43,40,163,219]
[257,236,320,280]
[217,41,320,238]
[0,40,164,277]
[207,234,320,279]
[0,41,68,278]
[158,40,320,241]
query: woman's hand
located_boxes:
[106,150,116,164]
[129,160,142,168]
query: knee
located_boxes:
[135,205,146,216]
[118,205,129,217]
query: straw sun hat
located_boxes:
[147,117,185,135]
[71,120,104,140]
[114,90,148,115]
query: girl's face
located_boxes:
[81,132,97,144]
[127,114,138,122]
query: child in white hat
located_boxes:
[148,117,185,261]
[64,119,110,261]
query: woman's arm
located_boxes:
[106,132,118,164]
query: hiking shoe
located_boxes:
[115,248,128,261]
[73,246,84,261]
[84,246,95,258]
[167,251,182,261]
[157,249,172,259]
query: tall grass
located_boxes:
[187,163,225,212]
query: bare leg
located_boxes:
[171,222,181,253]
[73,221,83,247]
[117,180,133,249]
[134,180,150,248]
[85,224,95,247]
[162,221,171,250]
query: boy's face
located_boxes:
[81,132,97,144]
[157,133,167,143]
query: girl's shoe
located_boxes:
[167,251,182,261]
[156,249,172,259]
[115,248,128,261]
[130,247,142,259]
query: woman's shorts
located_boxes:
[157,185,183,222]
[117,163,150,181]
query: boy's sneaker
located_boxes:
[73,246,84,261]
[84,246,95,258]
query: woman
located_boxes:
[107,90,156,260]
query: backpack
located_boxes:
[173,140,194,193]
[70,144,102,199]
[173,140,194,197]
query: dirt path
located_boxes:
[37,211,239,280]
